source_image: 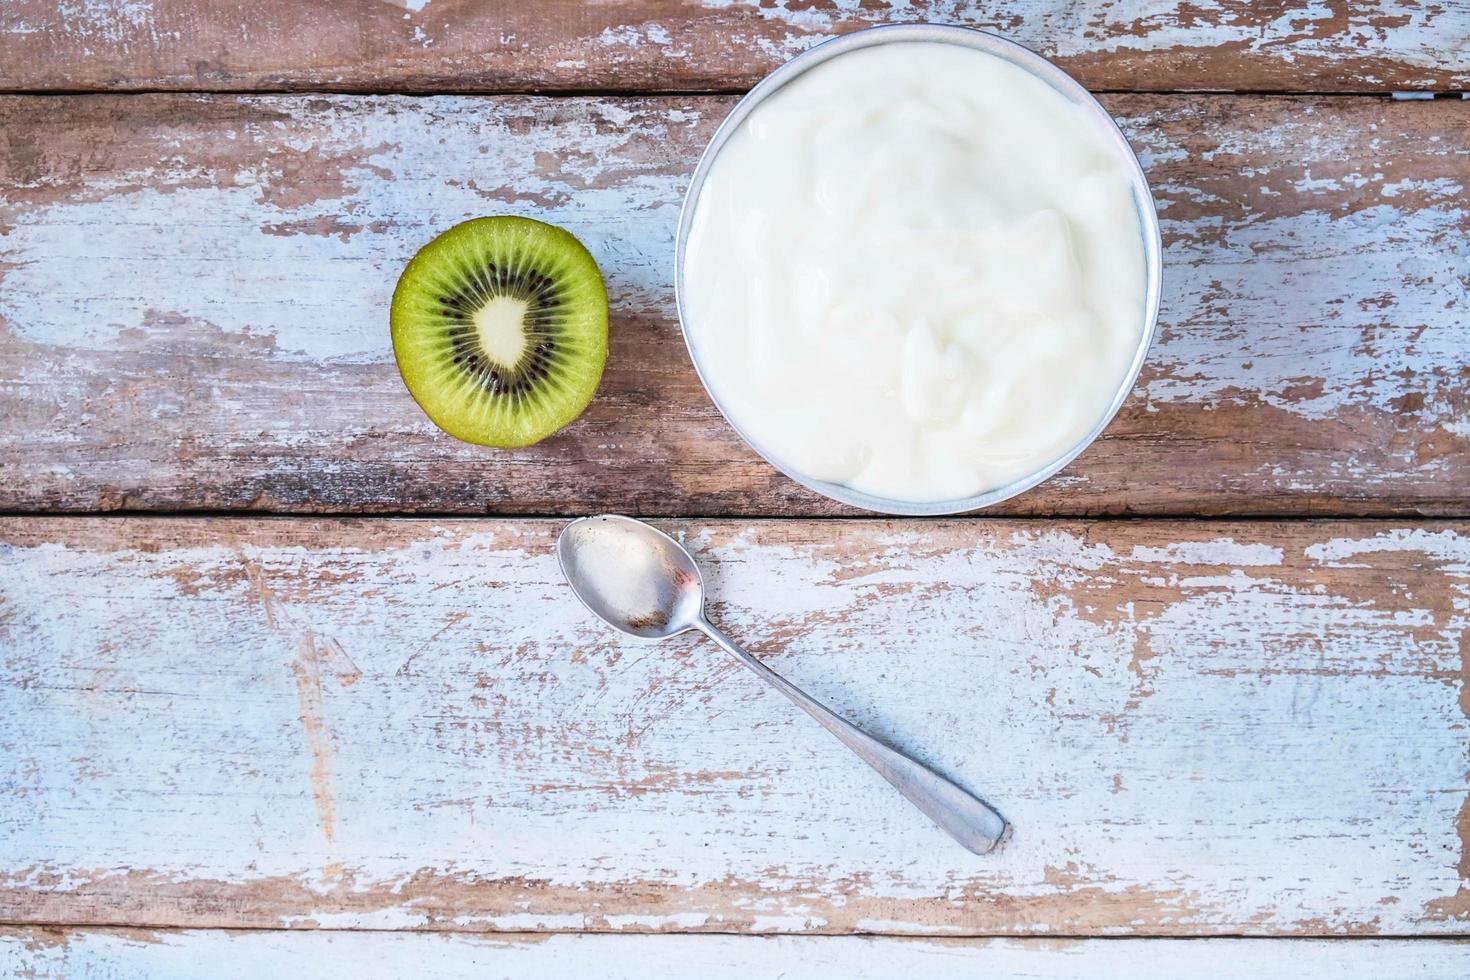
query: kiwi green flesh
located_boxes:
[391,216,609,448]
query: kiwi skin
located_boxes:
[390,216,609,448]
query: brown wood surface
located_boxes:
[0,94,1464,516]
[0,1,1465,94]
[2,517,1467,934]
[2,0,1466,970]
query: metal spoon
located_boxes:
[556,514,1008,855]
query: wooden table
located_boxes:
[1,3,1467,976]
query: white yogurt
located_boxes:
[682,40,1148,503]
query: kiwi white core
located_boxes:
[474,296,530,368]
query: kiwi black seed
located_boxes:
[390,216,609,447]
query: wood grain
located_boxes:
[0,94,1464,517]
[5,931,1470,978]
[2,517,1467,934]
[0,1,1465,94]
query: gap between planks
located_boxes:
[0,87,1459,99]
[7,924,1470,940]
[0,510,1460,524]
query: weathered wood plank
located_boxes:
[0,94,1464,517]
[4,931,1470,978]
[0,1,1465,94]
[1,517,1466,933]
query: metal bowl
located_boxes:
[674,23,1163,516]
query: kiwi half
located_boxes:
[391,216,608,447]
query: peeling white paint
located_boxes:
[685,0,1466,81]
[0,98,693,362]
[0,94,1459,430]
[1128,540,1285,566]
[1,519,1465,933]
[0,95,1463,511]
[699,0,855,33]
[596,22,686,58]
[1305,527,1470,565]
[1140,202,1469,423]
[6,932,1470,978]
[52,0,157,44]
[10,0,1466,93]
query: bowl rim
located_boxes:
[673,23,1164,516]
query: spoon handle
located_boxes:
[696,618,1008,855]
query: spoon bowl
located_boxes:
[556,514,1010,855]
[557,515,705,639]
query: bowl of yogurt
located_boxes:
[675,24,1162,515]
